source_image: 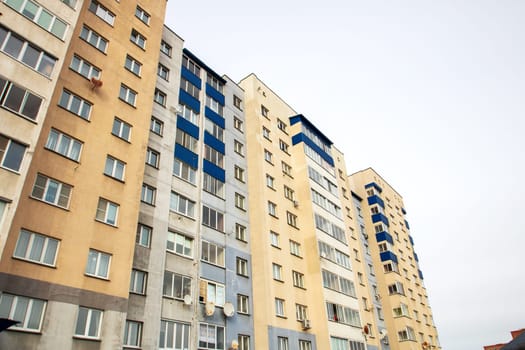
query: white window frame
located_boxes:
[89,0,115,25]
[234,166,245,182]
[173,158,196,184]
[13,229,59,266]
[130,29,146,49]
[70,55,100,79]
[119,84,137,106]
[150,116,163,135]
[80,25,108,52]
[163,271,191,299]
[146,148,159,168]
[160,320,190,349]
[157,63,169,81]
[160,40,172,56]
[235,193,246,210]
[3,0,68,39]
[45,128,82,161]
[202,205,224,232]
[275,299,285,317]
[59,89,91,120]
[136,223,151,248]
[235,223,247,242]
[154,88,166,106]
[292,270,305,288]
[104,155,125,181]
[236,257,248,277]
[95,198,119,226]
[129,269,147,295]
[0,293,46,332]
[237,294,249,314]
[125,55,142,76]
[85,249,111,279]
[201,240,224,267]
[200,280,225,307]
[170,192,195,218]
[167,231,193,258]
[124,320,143,348]
[198,323,225,350]
[141,183,156,205]
[31,173,71,208]
[135,6,150,24]
[112,117,131,141]
[75,306,103,339]
[272,263,283,281]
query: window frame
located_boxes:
[0,293,46,332]
[30,173,72,208]
[85,249,111,279]
[74,306,103,339]
[13,229,59,267]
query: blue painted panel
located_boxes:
[204,132,225,154]
[405,220,410,230]
[375,232,394,245]
[268,326,317,350]
[205,84,225,106]
[371,213,390,227]
[181,66,202,89]
[365,182,383,193]
[409,235,414,246]
[418,269,424,280]
[289,114,333,146]
[402,207,407,215]
[380,251,398,263]
[179,89,200,113]
[203,159,225,182]
[174,144,198,169]
[291,133,334,166]
[367,195,385,208]
[177,115,199,139]
[414,252,419,262]
[204,107,225,128]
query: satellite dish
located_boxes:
[231,340,239,349]
[223,302,235,317]
[205,301,215,316]
[183,294,192,305]
[380,329,388,337]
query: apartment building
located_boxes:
[349,168,441,350]
[0,0,166,348]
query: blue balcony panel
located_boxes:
[177,115,199,139]
[375,232,393,245]
[405,220,410,230]
[372,213,390,227]
[367,195,384,208]
[409,235,414,246]
[174,144,198,169]
[380,251,398,263]
[179,89,200,113]
[291,132,334,166]
[203,159,225,182]
[418,269,424,280]
[402,207,407,215]
[204,107,225,129]
[414,252,419,262]
[365,182,383,193]
[181,66,202,89]
[204,131,225,154]
[205,84,225,106]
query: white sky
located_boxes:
[165,1,525,349]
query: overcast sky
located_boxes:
[165,1,525,349]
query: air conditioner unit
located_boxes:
[293,200,299,208]
[301,319,311,330]
[363,233,369,240]
[375,294,381,301]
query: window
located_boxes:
[349,340,366,350]
[266,174,274,189]
[96,198,119,226]
[112,118,131,141]
[203,174,225,198]
[0,78,41,121]
[286,211,298,228]
[70,55,100,79]
[264,149,273,163]
[235,223,247,242]
[80,25,108,52]
[326,302,361,327]
[267,201,277,217]
[277,338,289,350]
[238,335,250,350]
[201,240,224,267]
[398,326,416,341]
[362,297,369,311]
[85,249,111,279]
[61,0,77,8]
[299,340,312,350]
[392,303,409,317]
[204,145,224,168]
[383,261,398,273]
[119,84,137,106]
[75,307,102,339]
[89,0,115,25]
[125,55,141,76]
[167,231,193,258]
[0,293,46,332]
[0,135,26,172]
[277,119,287,132]
[237,294,249,314]
[377,307,384,320]
[141,183,156,205]
[160,40,172,56]
[234,140,244,156]
[136,224,151,247]
[284,185,295,201]
[130,29,146,49]
[235,193,246,210]
[207,73,223,93]
[322,269,356,297]
[3,1,67,39]
[178,103,199,124]
[270,231,279,247]
[292,271,305,288]
[234,117,243,132]
[206,96,223,116]
[281,161,292,177]
[158,63,169,80]
[279,139,289,153]
[204,118,224,141]
[233,95,242,110]
[163,271,191,299]
[180,77,200,99]
[135,6,150,24]
[104,155,125,181]
[202,206,224,231]
[154,88,166,106]
[58,89,91,120]
[272,263,282,281]
[199,280,225,307]
[170,192,195,217]
[146,148,159,168]
[0,27,57,76]
[388,281,405,295]
[295,304,307,321]
[275,299,285,317]
[160,320,190,349]
[262,126,271,139]
[289,240,301,257]
[236,257,248,277]
[261,105,269,118]
[31,173,71,208]
[150,117,163,135]
[199,323,224,350]
[173,158,196,184]
[124,320,142,348]
[176,129,198,152]
[182,55,200,76]
[234,166,245,182]
[129,269,147,294]
[14,229,58,266]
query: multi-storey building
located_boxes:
[0,0,166,348]
[349,168,441,350]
